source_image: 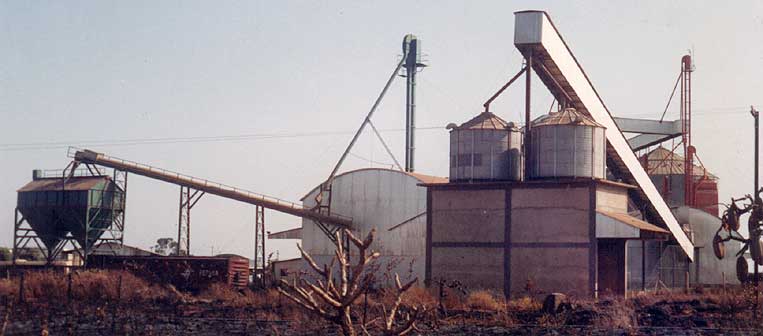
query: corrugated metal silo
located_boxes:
[448,112,522,181]
[530,108,606,179]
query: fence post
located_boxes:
[685,271,690,294]
[117,274,123,302]
[17,272,24,304]
[67,271,73,305]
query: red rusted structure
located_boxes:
[681,55,695,208]
[88,254,250,291]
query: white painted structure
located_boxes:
[301,168,444,283]
[514,10,694,259]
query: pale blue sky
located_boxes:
[1,1,762,260]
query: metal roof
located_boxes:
[641,147,718,179]
[300,168,447,201]
[17,176,111,192]
[268,227,302,239]
[532,108,604,127]
[597,210,669,234]
[453,112,512,130]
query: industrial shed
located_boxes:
[301,168,446,284]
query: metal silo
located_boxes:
[529,108,606,179]
[448,112,522,181]
[15,174,125,262]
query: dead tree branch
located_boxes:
[278,228,379,336]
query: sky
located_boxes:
[1,1,762,261]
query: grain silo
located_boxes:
[530,108,606,179]
[448,112,522,181]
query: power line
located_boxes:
[0,126,447,152]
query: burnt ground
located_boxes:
[1,293,762,335]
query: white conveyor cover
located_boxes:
[513,10,693,259]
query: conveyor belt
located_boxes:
[513,11,693,259]
[70,148,352,228]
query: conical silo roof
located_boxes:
[453,112,511,130]
[532,108,605,128]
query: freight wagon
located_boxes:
[87,254,249,292]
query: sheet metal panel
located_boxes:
[513,11,694,259]
[301,168,428,281]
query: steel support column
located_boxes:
[524,52,533,178]
[254,205,266,285]
[177,186,204,256]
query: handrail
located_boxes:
[68,147,352,227]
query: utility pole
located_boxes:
[752,105,760,316]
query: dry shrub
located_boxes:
[438,287,465,310]
[197,283,256,307]
[506,296,540,312]
[4,270,181,303]
[401,286,436,308]
[24,271,66,301]
[592,298,634,329]
[465,290,502,311]
[0,278,15,297]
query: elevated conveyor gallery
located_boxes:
[513,10,693,259]
[71,149,352,228]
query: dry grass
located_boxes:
[0,270,184,303]
[400,286,437,308]
[1,270,760,333]
[465,290,502,311]
[506,296,541,312]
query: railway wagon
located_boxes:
[88,254,249,292]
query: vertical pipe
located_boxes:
[403,35,420,173]
[524,52,532,178]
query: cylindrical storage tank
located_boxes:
[529,108,606,179]
[448,112,522,181]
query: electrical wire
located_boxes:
[0,126,446,152]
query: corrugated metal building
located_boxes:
[301,168,446,284]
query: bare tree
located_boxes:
[278,228,423,336]
[375,274,420,336]
[278,228,379,336]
